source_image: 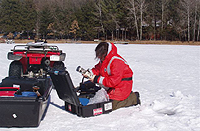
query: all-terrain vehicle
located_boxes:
[7,42,66,78]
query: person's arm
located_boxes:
[91,62,101,76]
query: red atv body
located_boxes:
[7,42,66,78]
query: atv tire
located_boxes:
[9,61,23,78]
[53,61,65,71]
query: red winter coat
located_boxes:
[91,43,133,101]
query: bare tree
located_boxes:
[33,0,43,39]
[161,0,169,40]
[194,0,200,41]
[147,0,160,40]
[94,0,119,40]
[94,0,105,36]
[180,0,193,41]
[197,1,200,41]
[192,0,197,42]
[105,0,119,41]
[127,0,139,40]
[197,18,200,41]
[137,0,146,40]
[94,0,117,40]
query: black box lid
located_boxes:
[49,70,80,106]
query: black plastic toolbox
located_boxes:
[49,70,112,117]
[0,77,52,127]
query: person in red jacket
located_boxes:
[88,42,140,110]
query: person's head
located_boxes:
[95,42,108,61]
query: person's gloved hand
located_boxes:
[82,73,96,82]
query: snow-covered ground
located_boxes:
[0,43,199,131]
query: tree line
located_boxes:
[0,0,199,42]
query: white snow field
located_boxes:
[0,43,199,131]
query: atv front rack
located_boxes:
[11,44,61,53]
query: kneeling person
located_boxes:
[86,42,140,110]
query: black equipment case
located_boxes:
[49,70,112,117]
[0,77,52,127]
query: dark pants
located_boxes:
[112,91,138,110]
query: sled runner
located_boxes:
[49,70,112,117]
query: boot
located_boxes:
[134,92,141,105]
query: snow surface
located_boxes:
[0,43,199,131]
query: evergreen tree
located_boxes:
[52,1,76,39]
[21,0,36,30]
[75,0,97,40]
[39,4,54,39]
[0,0,198,41]
[147,0,162,40]
[21,0,37,38]
[102,0,121,40]
[0,0,23,33]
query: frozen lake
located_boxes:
[0,43,199,131]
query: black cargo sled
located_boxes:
[49,70,112,117]
[0,76,52,127]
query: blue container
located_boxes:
[79,98,89,106]
[14,91,37,97]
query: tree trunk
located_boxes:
[153,0,156,40]
[116,28,118,40]
[111,31,114,41]
[193,2,197,42]
[161,0,164,40]
[154,17,156,40]
[184,30,187,41]
[129,0,139,40]
[35,12,41,40]
[197,18,200,41]
[125,28,127,40]
[122,30,124,41]
[187,4,190,41]
[106,30,107,40]
[140,0,144,40]
[96,0,105,34]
